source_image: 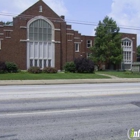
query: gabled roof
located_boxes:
[18,0,61,19]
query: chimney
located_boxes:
[60,15,65,20]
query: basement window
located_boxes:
[39,6,43,12]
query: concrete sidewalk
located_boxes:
[0,78,140,85]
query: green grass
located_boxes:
[1,71,140,80]
[96,71,140,78]
[0,72,110,80]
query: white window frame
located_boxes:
[123,51,131,63]
[75,43,79,52]
[122,37,133,63]
[122,39,132,47]
[121,38,133,65]
[39,6,43,12]
[27,16,55,69]
[87,40,92,48]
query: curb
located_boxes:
[0,79,140,85]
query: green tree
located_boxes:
[137,45,140,56]
[90,16,122,69]
[0,21,13,25]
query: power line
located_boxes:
[0,12,140,31]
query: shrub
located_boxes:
[5,62,18,73]
[0,61,6,73]
[28,66,41,74]
[74,57,94,73]
[43,67,57,73]
[124,70,133,75]
[64,62,76,73]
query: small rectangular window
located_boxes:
[48,60,51,67]
[128,52,131,60]
[35,60,38,67]
[67,35,72,41]
[44,60,47,68]
[75,43,79,52]
[39,60,42,68]
[87,40,92,48]
[39,6,42,12]
[30,59,33,67]
[87,53,91,59]
[5,31,11,38]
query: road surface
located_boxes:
[0,83,140,140]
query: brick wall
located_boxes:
[0,0,137,70]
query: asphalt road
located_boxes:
[0,83,140,140]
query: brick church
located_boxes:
[0,0,137,70]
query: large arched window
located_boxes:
[27,16,55,69]
[29,19,52,41]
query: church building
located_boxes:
[0,0,137,70]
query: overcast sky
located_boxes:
[0,0,140,45]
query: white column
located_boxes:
[131,41,133,70]
[27,42,30,69]
[51,43,55,67]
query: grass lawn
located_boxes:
[0,72,110,80]
[96,71,140,78]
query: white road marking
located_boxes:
[0,104,137,117]
[0,88,140,101]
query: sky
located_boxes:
[0,0,140,45]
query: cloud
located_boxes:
[46,0,67,16]
[0,0,68,21]
[108,0,140,45]
[91,26,96,36]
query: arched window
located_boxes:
[122,39,132,47]
[29,19,52,42]
[27,17,55,69]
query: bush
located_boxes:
[74,57,94,73]
[28,66,41,74]
[6,62,18,73]
[124,70,133,75]
[0,61,6,73]
[43,67,57,73]
[64,62,76,73]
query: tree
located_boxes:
[137,45,140,56]
[0,21,13,25]
[90,16,122,69]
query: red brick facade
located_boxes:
[0,0,137,70]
